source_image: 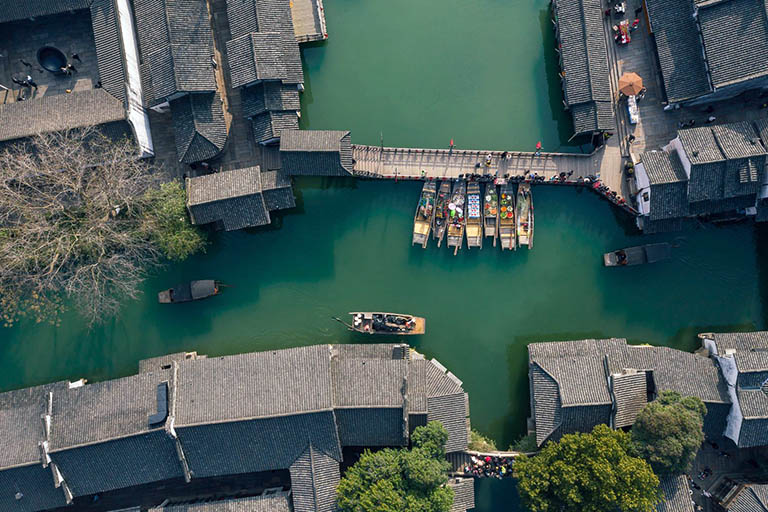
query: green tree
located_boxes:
[468,429,497,452]
[514,424,662,512]
[336,421,454,512]
[631,391,706,475]
[143,181,206,261]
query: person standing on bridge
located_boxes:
[535,141,542,157]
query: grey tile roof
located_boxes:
[712,122,766,159]
[139,352,202,374]
[187,166,263,206]
[679,127,725,164]
[48,371,184,496]
[552,0,615,134]
[530,363,562,445]
[645,0,712,102]
[150,495,292,512]
[737,388,768,418]
[534,355,611,406]
[727,484,768,512]
[226,33,288,87]
[174,346,334,426]
[710,331,768,373]
[427,393,469,453]
[90,0,127,104]
[657,475,695,512]
[333,359,406,408]
[641,150,689,221]
[643,151,688,185]
[0,89,127,142]
[611,372,648,428]
[261,170,296,210]
[698,0,768,89]
[335,408,406,447]
[187,192,270,230]
[280,130,354,176]
[289,444,340,512]
[251,111,299,143]
[170,92,228,164]
[407,358,429,414]
[0,464,69,512]
[0,0,91,23]
[242,83,300,118]
[134,0,217,105]
[447,478,475,512]
[177,411,341,478]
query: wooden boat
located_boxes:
[466,181,483,249]
[483,183,499,247]
[446,180,466,255]
[433,181,451,247]
[516,182,534,249]
[604,243,671,266]
[347,312,426,335]
[499,182,517,250]
[158,280,221,303]
[412,181,436,248]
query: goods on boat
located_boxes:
[516,182,534,249]
[433,181,451,247]
[484,183,499,247]
[499,183,516,250]
[447,181,466,255]
[412,181,436,248]
[347,312,426,335]
[604,243,671,266]
[158,280,221,304]
[466,182,483,249]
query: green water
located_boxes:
[3,1,767,510]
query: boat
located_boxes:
[516,182,534,249]
[347,312,426,335]
[412,181,436,248]
[158,280,221,303]
[604,243,671,266]
[433,181,451,247]
[446,180,466,255]
[466,181,483,249]
[483,183,499,247]
[499,182,517,250]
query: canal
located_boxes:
[3,0,767,510]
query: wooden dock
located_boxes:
[291,0,328,43]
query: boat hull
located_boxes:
[348,312,426,335]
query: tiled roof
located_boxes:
[150,495,292,512]
[242,82,300,118]
[427,393,469,453]
[657,475,695,512]
[611,371,648,428]
[0,90,127,142]
[170,92,228,164]
[643,151,688,185]
[641,150,689,221]
[335,407,406,447]
[0,0,91,23]
[727,484,768,512]
[645,0,711,102]
[737,388,768,418]
[251,111,299,143]
[710,331,768,373]
[261,170,296,210]
[535,356,611,406]
[289,444,341,512]
[698,0,768,89]
[447,478,475,512]
[187,166,262,206]
[90,0,127,104]
[679,127,725,164]
[226,33,288,87]
[186,167,272,230]
[332,359,407,408]
[530,363,562,445]
[280,130,354,176]
[712,122,766,159]
[134,0,217,106]
[552,0,615,134]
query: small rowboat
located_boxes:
[466,181,483,249]
[604,243,671,266]
[412,181,436,248]
[516,182,534,249]
[434,181,451,247]
[484,183,499,247]
[158,280,221,303]
[346,312,426,335]
[446,180,466,255]
[499,182,516,250]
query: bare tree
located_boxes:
[0,128,193,326]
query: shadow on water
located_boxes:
[755,222,768,325]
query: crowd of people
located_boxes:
[462,454,514,479]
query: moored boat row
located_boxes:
[413,179,534,252]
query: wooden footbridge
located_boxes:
[447,449,528,478]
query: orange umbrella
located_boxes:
[619,72,643,96]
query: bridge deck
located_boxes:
[352,140,624,198]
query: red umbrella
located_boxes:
[535,141,542,150]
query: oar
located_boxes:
[332,316,355,331]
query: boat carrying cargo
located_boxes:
[447,180,466,255]
[433,181,451,247]
[348,312,426,335]
[412,181,436,248]
[516,181,534,249]
[484,183,499,247]
[466,181,482,249]
[604,243,671,266]
[499,181,516,250]
[158,280,221,304]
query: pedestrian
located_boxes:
[634,6,642,15]
[604,8,611,17]
[25,75,37,90]
[628,134,636,144]
[71,52,81,63]
[200,161,211,171]
[706,115,716,123]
